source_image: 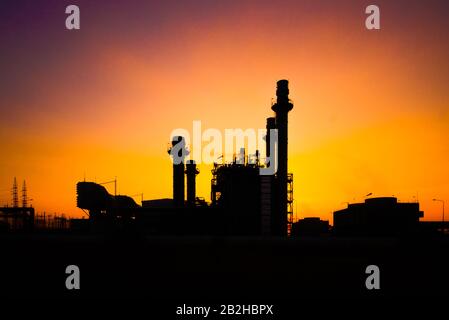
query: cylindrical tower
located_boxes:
[185,160,199,207]
[271,80,293,236]
[265,117,276,167]
[168,136,188,207]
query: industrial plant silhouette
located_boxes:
[0,80,448,301]
[1,80,447,237]
[70,80,444,238]
[75,80,295,237]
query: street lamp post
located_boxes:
[433,199,445,232]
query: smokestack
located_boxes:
[266,117,276,167]
[168,136,188,207]
[271,80,293,236]
[185,160,199,207]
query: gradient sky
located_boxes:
[0,0,448,223]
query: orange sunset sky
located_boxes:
[0,0,448,223]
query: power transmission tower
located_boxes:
[22,180,28,208]
[12,177,18,208]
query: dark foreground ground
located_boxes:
[0,234,448,314]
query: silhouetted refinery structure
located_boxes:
[72,80,449,237]
[76,80,295,236]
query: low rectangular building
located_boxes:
[333,197,423,236]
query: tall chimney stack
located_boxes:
[265,117,276,168]
[271,80,293,236]
[185,160,199,207]
[168,136,188,207]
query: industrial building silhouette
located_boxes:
[1,80,449,301]
[76,80,295,236]
[333,197,424,236]
[72,80,446,237]
[1,80,447,237]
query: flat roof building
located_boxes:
[333,197,423,236]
